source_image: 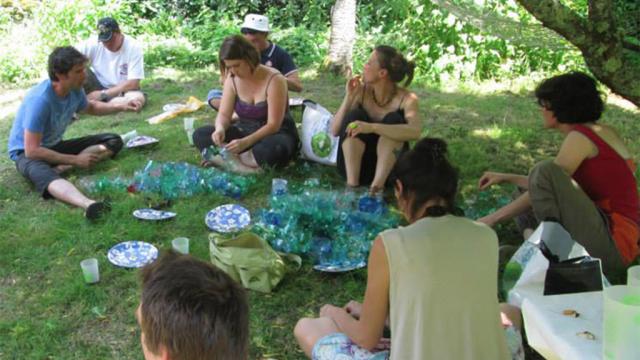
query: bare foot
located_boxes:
[224,153,261,174]
[200,155,225,168]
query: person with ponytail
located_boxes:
[331,46,422,194]
[294,138,524,360]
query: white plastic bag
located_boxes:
[299,100,339,166]
[506,221,590,307]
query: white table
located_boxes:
[522,291,603,360]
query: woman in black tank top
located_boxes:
[330,46,422,194]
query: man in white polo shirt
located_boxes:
[77,17,145,112]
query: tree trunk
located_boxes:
[515,0,640,108]
[326,0,356,77]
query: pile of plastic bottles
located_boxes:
[462,189,512,220]
[79,161,254,199]
[253,186,400,268]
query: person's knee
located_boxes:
[528,159,558,191]
[294,318,312,340]
[192,127,214,149]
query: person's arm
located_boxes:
[478,172,529,190]
[211,74,237,145]
[347,92,421,142]
[83,98,139,115]
[321,236,390,350]
[478,191,532,227]
[285,71,303,92]
[553,131,592,176]
[23,130,97,168]
[99,79,141,99]
[330,76,363,136]
[225,73,288,154]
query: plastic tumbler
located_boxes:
[80,258,100,284]
[172,237,189,254]
[628,265,640,287]
[272,178,288,196]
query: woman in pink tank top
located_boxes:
[476,72,639,276]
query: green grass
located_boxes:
[1,68,639,359]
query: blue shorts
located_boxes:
[312,326,524,360]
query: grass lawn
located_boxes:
[1,68,639,359]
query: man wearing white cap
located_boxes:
[77,17,145,112]
[207,13,303,110]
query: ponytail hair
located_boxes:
[393,138,458,218]
[375,45,415,86]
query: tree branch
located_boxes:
[515,0,591,48]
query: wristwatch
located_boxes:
[99,90,108,101]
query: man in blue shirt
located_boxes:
[207,13,303,110]
[7,46,138,219]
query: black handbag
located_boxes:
[540,241,604,295]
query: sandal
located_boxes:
[85,201,111,221]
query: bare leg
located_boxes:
[47,178,95,210]
[294,317,340,358]
[370,136,403,192]
[341,137,366,187]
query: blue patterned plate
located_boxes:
[107,241,158,268]
[313,261,367,273]
[126,135,159,148]
[205,204,251,233]
[133,208,176,221]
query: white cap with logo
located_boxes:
[241,14,270,32]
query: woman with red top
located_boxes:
[477,72,639,276]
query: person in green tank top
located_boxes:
[294,138,525,360]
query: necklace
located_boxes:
[371,86,397,108]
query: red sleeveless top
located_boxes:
[571,125,640,264]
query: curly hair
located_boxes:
[534,72,604,124]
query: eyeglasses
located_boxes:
[536,98,551,110]
[241,28,260,35]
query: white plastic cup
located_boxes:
[121,130,138,144]
[628,265,640,287]
[172,237,189,254]
[272,178,288,196]
[186,129,195,145]
[183,117,195,130]
[603,285,640,359]
[80,258,100,284]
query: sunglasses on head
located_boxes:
[241,28,260,35]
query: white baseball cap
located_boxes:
[241,14,270,33]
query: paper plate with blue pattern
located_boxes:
[205,204,251,233]
[107,241,158,268]
[126,135,158,148]
[313,260,367,273]
[133,208,176,221]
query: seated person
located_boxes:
[137,250,249,360]
[6,46,138,219]
[207,13,302,110]
[192,35,300,174]
[477,72,639,276]
[77,17,145,112]
[330,46,421,194]
[294,138,524,360]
